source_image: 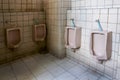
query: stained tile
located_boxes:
[11,60,36,80]
[0,64,16,80]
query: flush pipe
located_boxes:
[70,19,76,27]
[95,19,103,31]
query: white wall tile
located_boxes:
[67,1,120,79]
[105,0,113,6]
[108,14,117,24]
[107,23,117,32]
[98,0,104,7]
[113,0,120,7]
[91,0,98,7]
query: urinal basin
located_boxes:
[6,27,22,49]
[90,30,112,61]
[65,27,81,49]
[33,24,46,41]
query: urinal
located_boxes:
[6,27,22,49]
[33,24,46,41]
[90,31,112,61]
[65,27,81,49]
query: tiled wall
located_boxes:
[44,0,71,58]
[66,0,120,80]
[0,0,45,64]
[0,0,43,12]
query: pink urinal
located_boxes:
[33,24,46,42]
[6,27,22,49]
[65,27,81,49]
[90,31,112,61]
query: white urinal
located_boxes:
[33,24,46,42]
[6,27,22,49]
[90,31,112,61]
[65,27,81,49]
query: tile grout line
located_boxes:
[31,54,78,79]
[20,58,38,80]
[31,54,57,80]
[66,55,111,80]
[10,62,18,80]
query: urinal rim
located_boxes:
[90,30,112,60]
[65,26,81,49]
[6,27,22,49]
[33,24,46,41]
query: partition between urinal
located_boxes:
[90,31,112,61]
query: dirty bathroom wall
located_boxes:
[66,0,120,79]
[0,0,45,64]
[44,0,71,58]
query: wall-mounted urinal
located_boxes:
[65,27,81,50]
[6,27,22,49]
[90,31,112,61]
[33,24,46,42]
